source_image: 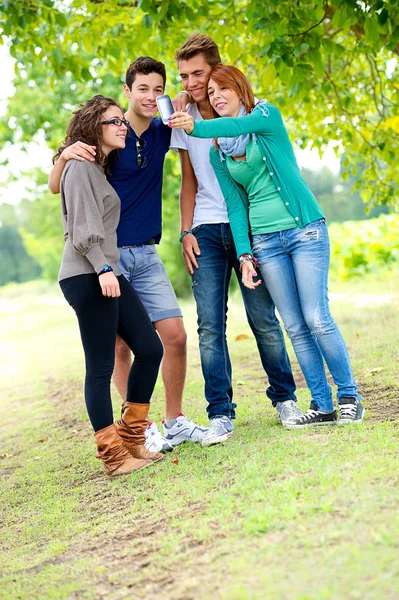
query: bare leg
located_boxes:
[113,335,132,402]
[113,319,187,420]
[154,317,187,420]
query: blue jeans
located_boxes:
[252,220,361,413]
[191,223,296,420]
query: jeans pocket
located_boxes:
[191,225,202,235]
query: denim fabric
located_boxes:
[118,245,182,323]
[252,220,361,412]
[191,223,296,420]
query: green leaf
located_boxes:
[293,43,309,57]
[288,80,302,97]
[378,8,389,26]
[254,18,268,30]
[281,53,294,67]
[55,13,67,27]
[80,67,92,81]
[261,63,276,88]
[143,14,152,28]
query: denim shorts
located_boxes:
[118,245,182,323]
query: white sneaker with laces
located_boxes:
[276,400,304,426]
[162,413,208,447]
[145,422,173,453]
[201,416,234,447]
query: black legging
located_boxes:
[60,274,164,432]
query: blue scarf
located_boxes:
[218,105,250,157]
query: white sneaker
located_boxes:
[201,417,234,447]
[162,413,208,447]
[276,400,304,427]
[145,422,173,453]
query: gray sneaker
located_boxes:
[276,400,304,426]
[162,414,208,447]
[201,417,234,447]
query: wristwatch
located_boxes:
[98,265,113,275]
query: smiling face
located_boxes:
[178,53,213,104]
[100,106,128,156]
[207,78,242,117]
[124,72,165,119]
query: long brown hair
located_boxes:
[53,95,123,171]
[209,64,255,115]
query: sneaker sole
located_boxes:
[166,436,207,447]
[201,432,233,447]
[281,419,304,428]
[145,443,174,453]
[285,421,338,430]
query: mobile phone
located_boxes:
[156,95,175,125]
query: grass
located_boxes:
[1,275,399,599]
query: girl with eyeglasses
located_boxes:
[56,95,164,476]
[169,65,365,428]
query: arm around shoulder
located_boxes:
[48,156,67,194]
[49,141,97,194]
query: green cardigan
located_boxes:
[189,103,325,257]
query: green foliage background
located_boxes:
[0,0,398,291]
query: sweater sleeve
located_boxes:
[190,104,284,139]
[209,150,252,258]
[62,161,109,273]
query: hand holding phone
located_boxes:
[156,95,175,125]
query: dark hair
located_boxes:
[175,33,221,68]
[209,64,255,115]
[125,56,166,89]
[53,95,123,174]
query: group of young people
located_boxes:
[51,34,365,477]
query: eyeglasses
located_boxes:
[135,137,148,169]
[101,117,130,128]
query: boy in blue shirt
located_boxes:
[49,57,207,452]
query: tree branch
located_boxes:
[290,1,329,38]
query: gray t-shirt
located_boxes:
[170,103,229,228]
[58,160,121,282]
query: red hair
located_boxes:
[208,64,255,115]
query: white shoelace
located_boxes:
[298,409,320,423]
[339,403,357,418]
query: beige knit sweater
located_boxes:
[58,160,122,282]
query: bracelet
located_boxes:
[98,265,113,276]
[239,254,258,271]
[179,230,193,243]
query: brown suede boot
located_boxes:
[94,423,152,477]
[116,402,164,462]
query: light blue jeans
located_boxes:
[252,220,360,412]
[118,245,182,323]
[191,223,296,420]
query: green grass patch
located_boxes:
[1,277,398,599]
